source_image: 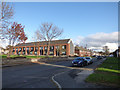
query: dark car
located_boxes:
[97,56,102,60]
[85,57,93,64]
[72,57,88,67]
[92,55,97,57]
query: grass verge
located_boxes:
[1,55,53,59]
[85,57,120,87]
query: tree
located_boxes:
[103,46,109,55]
[7,22,28,46]
[7,22,28,56]
[34,30,42,57]
[0,2,14,39]
[35,22,63,56]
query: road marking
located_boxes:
[36,62,93,71]
[51,71,69,90]
[52,74,62,90]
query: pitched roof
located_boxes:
[75,46,91,52]
[15,39,70,47]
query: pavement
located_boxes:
[2,57,111,88]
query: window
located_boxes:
[56,46,59,49]
[50,46,54,51]
[19,48,22,52]
[31,47,34,51]
[62,51,66,55]
[30,51,32,55]
[13,48,15,52]
[27,47,29,50]
[40,47,43,55]
[23,47,25,51]
[19,52,21,54]
[35,47,38,52]
[34,51,37,55]
[35,47,38,50]
[23,51,25,55]
[16,48,18,54]
[62,45,66,49]
[49,51,54,55]
[44,50,47,55]
[27,47,29,54]
[45,46,47,50]
[40,47,43,50]
[44,46,48,55]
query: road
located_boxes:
[2,57,110,88]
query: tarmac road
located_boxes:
[2,57,109,88]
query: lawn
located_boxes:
[96,57,120,73]
[1,55,53,59]
[26,55,53,58]
[86,57,120,87]
[0,55,7,58]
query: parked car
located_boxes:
[85,57,93,64]
[97,56,102,60]
[72,57,88,67]
[92,55,97,57]
[103,56,106,58]
[109,54,113,57]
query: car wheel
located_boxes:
[86,62,88,66]
[81,63,84,67]
[85,62,88,66]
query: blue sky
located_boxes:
[13,2,118,40]
[10,2,118,51]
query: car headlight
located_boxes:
[78,61,82,63]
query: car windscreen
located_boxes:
[75,58,84,60]
[86,57,90,59]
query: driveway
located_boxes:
[2,57,109,88]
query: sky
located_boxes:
[1,2,118,52]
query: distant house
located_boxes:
[0,47,4,55]
[11,39,74,56]
[92,51,102,56]
[113,46,120,57]
[0,47,9,55]
[75,45,92,57]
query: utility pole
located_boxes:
[85,44,87,57]
[117,50,118,57]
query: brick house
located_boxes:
[11,39,74,56]
[75,45,92,57]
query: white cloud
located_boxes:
[0,39,9,48]
[0,31,118,52]
[73,32,118,52]
[104,43,118,52]
[73,36,84,45]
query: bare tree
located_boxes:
[0,2,14,39]
[35,22,63,56]
[34,30,42,57]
